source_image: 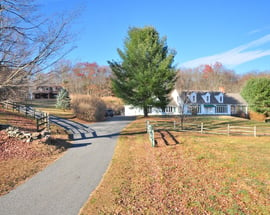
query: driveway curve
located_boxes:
[0,116,135,215]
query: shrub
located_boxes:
[102,96,124,115]
[56,88,71,110]
[248,110,266,122]
[71,95,106,122]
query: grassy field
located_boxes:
[26,99,75,118]
[81,116,270,214]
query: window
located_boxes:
[202,93,211,103]
[189,93,196,103]
[165,106,176,113]
[187,105,201,114]
[215,105,227,113]
[215,93,223,103]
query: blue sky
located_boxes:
[38,0,270,74]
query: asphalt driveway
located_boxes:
[0,116,134,215]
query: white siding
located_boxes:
[124,105,179,116]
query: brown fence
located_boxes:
[36,113,50,132]
[1,101,50,132]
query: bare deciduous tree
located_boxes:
[70,62,112,96]
[0,0,75,100]
[177,62,240,92]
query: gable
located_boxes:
[188,92,197,103]
[215,93,224,103]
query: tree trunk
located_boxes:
[143,106,148,117]
[180,115,184,130]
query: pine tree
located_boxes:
[108,26,177,117]
[56,88,71,111]
[241,77,270,115]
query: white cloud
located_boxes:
[248,29,261,35]
[181,34,270,68]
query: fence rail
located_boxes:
[1,101,50,132]
[147,120,270,139]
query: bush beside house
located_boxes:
[71,95,106,122]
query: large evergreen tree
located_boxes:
[108,26,177,117]
[241,77,270,115]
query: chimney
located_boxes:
[219,86,225,93]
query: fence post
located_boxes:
[173,120,176,129]
[227,124,230,136]
[146,121,155,147]
[201,122,204,134]
[47,113,50,130]
[146,120,149,132]
[254,126,257,137]
[36,118,39,132]
[149,125,155,147]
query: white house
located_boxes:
[124,89,248,116]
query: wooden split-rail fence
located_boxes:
[1,101,50,132]
[146,120,270,147]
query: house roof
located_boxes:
[179,90,247,105]
[224,93,248,105]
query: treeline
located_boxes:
[176,62,270,92]
[33,61,269,97]
[33,60,112,97]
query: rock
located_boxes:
[4,126,41,142]
[26,137,32,143]
[41,129,51,137]
[24,133,32,139]
[32,132,41,140]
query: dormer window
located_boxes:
[215,93,224,103]
[202,92,211,103]
[189,92,197,103]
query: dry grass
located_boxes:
[0,108,70,196]
[0,108,37,132]
[27,99,75,118]
[81,117,270,214]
